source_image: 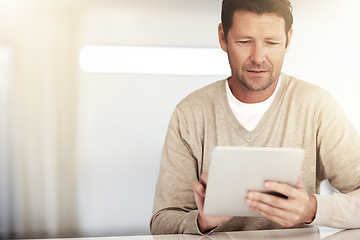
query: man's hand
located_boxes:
[246,174,317,227]
[192,172,232,233]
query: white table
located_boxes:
[32,227,360,240]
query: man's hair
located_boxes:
[221,0,293,45]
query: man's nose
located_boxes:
[249,43,266,65]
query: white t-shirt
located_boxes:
[226,76,281,132]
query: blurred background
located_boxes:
[0,0,359,239]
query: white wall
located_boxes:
[284,0,360,132]
[76,0,225,237]
[76,74,222,236]
[75,0,360,237]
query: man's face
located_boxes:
[219,10,292,94]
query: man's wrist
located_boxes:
[304,194,317,224]
[197,214,211,233]
[197,214,216,234]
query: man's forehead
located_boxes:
[231,10,286,36]
[233,10,286,24]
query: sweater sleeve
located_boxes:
[150,106,203,235]
[312,94,360,228]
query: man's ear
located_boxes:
[285,27,293,53]
[218,23,228,53]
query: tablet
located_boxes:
[203,146,305,216]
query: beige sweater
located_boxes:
[150,73,360,235]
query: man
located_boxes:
[150,0,360,235]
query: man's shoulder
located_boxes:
[177,79,226,109]
[285,74,333,101]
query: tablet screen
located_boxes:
[203,146,304,216]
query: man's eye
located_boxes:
[238,41,251,44]
[267,42,279,46]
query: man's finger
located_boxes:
[296,172,303,188]
[200,172,208,186]
[264,181,298,199]
[192,180,206,198]
[248,198,288,217]
[247,191,289,210]
[251,204,299,228]
[192,180,205,213]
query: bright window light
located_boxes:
[0,46,12,67]
[79,45,230,76]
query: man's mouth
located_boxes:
[247,70,267,73]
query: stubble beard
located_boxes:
[234,64,278,92]
[236,73,275,92]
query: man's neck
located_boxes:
[228,76,280,104]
